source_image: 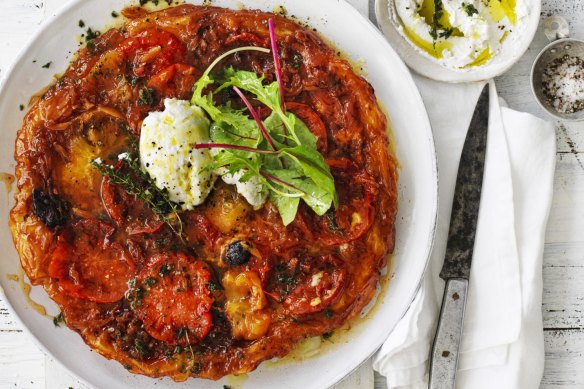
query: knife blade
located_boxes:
[428,84,490,389]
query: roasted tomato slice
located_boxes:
[299,162,377,246]
[147,63,199,99]
[183,213,221,249]
[118,28,185,78]
[282,255,347,315]
[132,253,213,346]
[48,219,135,303]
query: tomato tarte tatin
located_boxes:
[9,4,397,381]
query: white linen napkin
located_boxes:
[373,77,556,389]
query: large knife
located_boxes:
[428,84,490,389]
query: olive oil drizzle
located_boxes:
[5,269,52,319]
[0,172,15,197]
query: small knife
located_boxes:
[428,84,490,389]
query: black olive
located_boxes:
[32,189,69,228]
[224,241,251,266]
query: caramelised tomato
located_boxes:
[223,270,271,340]
[48,219,136,303]
[147,63,200,100]
[282,255,347,315]
[299,163,377,246]
[117,28,186,78]
[131,252,213,346]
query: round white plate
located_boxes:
[375,0,542,82]
[0,0,437,388]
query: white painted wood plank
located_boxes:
[0,331,44,389]
[541,330,584,388]
[544,152,584,245]
[1,0,584,388]
[542,243,584,329]
[0,296,20,332]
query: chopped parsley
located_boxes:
[52,312,65,327]
[322,331,333,340]
[19,104,24,111]
[126,286,145,309]
[133,338,149,358]
[325,210,339,231]
[111,11,119,18]
[429,0,456,42]
[144,276,158,288]
[41,61,52,69]
[462,2,479,16]
[85,27,101,41]
[430,0,443,40]
[138,87,157,106]
[78,20,85,28]
[159,263,172,277]
[439,27,454,39]
[277,273,295,285]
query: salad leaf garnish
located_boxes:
[191,46,270,120]
[189,20,338,225]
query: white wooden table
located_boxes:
[1,0,583,388]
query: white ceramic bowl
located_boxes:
[0,1,438,388]
[375,0,542,82]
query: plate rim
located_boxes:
[0,0,438,387]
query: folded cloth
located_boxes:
[373,76,556,389]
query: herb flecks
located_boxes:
[429,0,455,44]
[190,33,337,225]
[53,312,65,327]
[462,2,479,16]
[91,153,183,237]
[439,27,454,39]
[85,27,101,42]
[138,87,157,106]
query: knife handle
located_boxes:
[428,278,469,389]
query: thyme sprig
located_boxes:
[91,152,183,238]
